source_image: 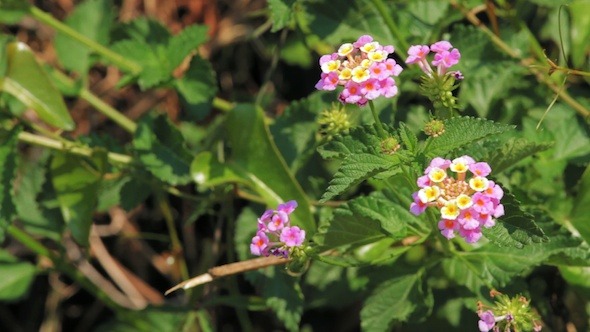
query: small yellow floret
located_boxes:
[469,177,489,192]
[456,194,473,209]
[321,60,341,73]
[441,201,460,220]
[428,168,447,183]
[418,186,441,203]
[351,66,370,83]
[339,68,352,80]
[338,43,354,56]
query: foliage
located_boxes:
[1,0,590,331]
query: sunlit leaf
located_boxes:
[2,42,74,130]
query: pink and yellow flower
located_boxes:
[410,156,504,243]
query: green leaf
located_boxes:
[443,221,581,294]
[191,151,250,187]
[133,113,193,185]
[174,56,217,120]
[225,104,314,232]
[14,151,64,240]
[0,249,36,300]
[263,272,304,332]
[51,150,107,246]
[320,153,401,202]
[570,164,590,245]
[268,0,296,32]
[424,117,514,157]
[54,0,115,75]
[318,125,381,160]
[112,39,168,89]
[166,24,209,72]
[314,197,391,249]
[111,19,208,89]
[0,0,29,24]
[0,126,20,241]
[2,42,74,130]
[485,138,552,174]
[398,122,418,154]
[360,270,432,332]
[347,194,406,238]
[569,1,590,69]
[482,192,548,248]
[271,92,329,170]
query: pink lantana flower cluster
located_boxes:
[250,201,306,258]
[410,156,504,243]
[477,291,543,332]
[406,40,462,78]
[315,35,403,106]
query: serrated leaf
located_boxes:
[226,104,314,232]
[166,24,208,71]
[320,153,400,202]
[0,126,20,241]
[486,138,552,174]
[263,273,304,332]
[54,0,115,75]
[347,195,406,238]
[175,56,217,120]
[111,40,168,89]
[268,0,296,32]
[14,151,64,240]
[443,221,581,294]
[51,150,107,246]
[133,113,193,185]
[483,192,547,248]
[317,125,381,160]
[570,164,590,245]
[398,122,418,154]
[424,117,514,157]
[3,42,74,130]
[360,270,432,332]
[0,249,36,300]
[314,197,389,249]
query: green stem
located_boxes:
[7,225,123,311]
[368,101,387,139]
[18,131,132,164]
[49,70,137,133]
[369,0,409,60]
[28,6,142,75]
[212,97,235,113]
[156,193,190,282]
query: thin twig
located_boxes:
[165,256,290,295]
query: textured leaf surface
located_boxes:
[263,272,304,332]
[0,250,36,300]
[175,56,217,119]
[51,150,107,246]
[3,42,74,130]
[570,165,590,245]
[424,117,514,157]
[486,138,552,174]
[317,125,381,160]
[54,0,114,74]
[320,153,400,202]
[268,0,296,31]
[360,271,432,332]
[314,195,406,250]
[133,113,193,185]
[483,192,548,248]
[0,126,20,241]
[226,104,314,232]
[443,222,581,293]
[112,19,208,89]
